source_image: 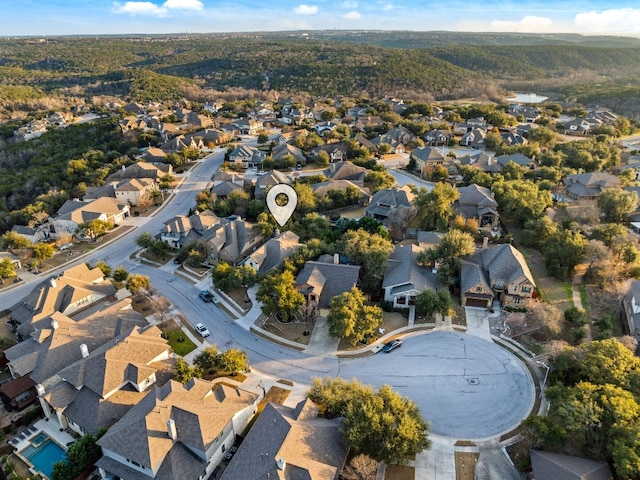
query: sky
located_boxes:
[2,0,640,37]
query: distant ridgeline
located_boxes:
[0,32,640,102]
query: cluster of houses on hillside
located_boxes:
[0,262,348,480]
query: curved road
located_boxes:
[0,149,535,442]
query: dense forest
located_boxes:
[1,32,640,114]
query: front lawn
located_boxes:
[160,321,197,356]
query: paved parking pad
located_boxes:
[340,330,535,439]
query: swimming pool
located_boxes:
[20,434,67,480]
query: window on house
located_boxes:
[397,297,406,305]
[521,286,531,293]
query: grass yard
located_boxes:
[160,320,198,356]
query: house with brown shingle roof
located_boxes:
[326,161,368,184]
[39,325,172,435]
[295,256,360,310]
[454,184,500,229]
[243,231,302,274]
[96,379,259,480]
[107,161,173,182]
[221,399,347,480]
[46,197,130,239]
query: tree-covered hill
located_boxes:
[1,33,640,102]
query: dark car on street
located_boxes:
[382,339,403,353]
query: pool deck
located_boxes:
[9,418,75,477]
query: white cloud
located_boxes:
[382,3,394,11]
[293,4,318,15]
[574,8,640,33]
[113,0,203,16]
[343,11,361,20]
[112,1,167,16]
[489,16,555,33]
[164,0,203,10]
[342,1,358,8]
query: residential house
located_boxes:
[417,231,444,250]
[115,178,158,206]
[220,400,347,480]
[232,118,263,135]
[529,450,612,480]
[6,263,118,339]
[210,180,243,199]
[353,115,384,131]
[410,146,452,174]
[620,279,640,341]
[354,133,377,155]
[163,135,204,153]
[271,144,307,166]
[160,210,219,249]
[254,170,291,201]
[243,231,302,274]
[142,147,168,163]
[365,186,415,221]
[564,117,601,135]
[424,129,453,146]
[586,107,617,125]
[228,145,266,170]
[39,325,173,435]
[119,116,148,132]
[382,244,438,308]
[326,161,368,184]
[107,162,173,182]
[190,128,234,147]
[454,184,500,229]
[47,197,130,239]
[507,104,540,123]
[496,153,537,170]
[295,256,360,311]
[312,180,371,205]
[346,106,370,118]
[465,117,488,130]
[370,126,414,153]
[563,172,621,202]
[184,111,214,129]
[458,152,502,174]
[123,102,145,114]
[500,131,528,147]
[0,375,37,412]
[461,244,536,308]
[0,251,22,270]
[459,128,487,148]
[312,143,348,163]
[314,121,340,136]
[207,217,263,265]
[10,225,45,244]
[96,379,259,480]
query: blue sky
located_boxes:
[2,0,640,36]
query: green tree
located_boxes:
[257,133,269,144]
[543,229,587,279]
[193,346,219,374]
[327,287,383,345]
[293,182,317,215]
[1,230,31,249]
[316,150,331,167]
[216,348,249,374]
[256,269,305,322]
[342,384,431,464]
[31,242,54,262]
[307,377,373,419]
[126,273,151,294]
[415,289,454,317]
[0,258,17,285]
[492,179,552,226]
[93,260,112,278]
[112,266,129,282]
[78,218,111,240]
[414,183,460,231]
[136,231,155,249]
[174,357,200,383]
[520,216,558,248]
[598,188,639,223]
[418,229,475,285]
[338,229,394,294]
[52,433,103,480]
[364,170,395,194]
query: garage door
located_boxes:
[465,298,488,308]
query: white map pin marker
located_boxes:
[266,183,298,227]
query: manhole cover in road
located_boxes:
[466,377,480,385]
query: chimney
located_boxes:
[80,343,89,358]
[49,278,57,288]
[51,317,59,330]
[122,165,126,171]
[333,253,339,264]
[36,384,46,397]
[482,237,489,250]
[166,418,177,441]
[276,458,286,471]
